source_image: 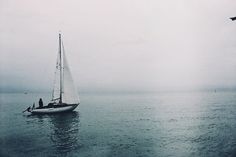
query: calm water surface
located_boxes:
[0,91,236,157]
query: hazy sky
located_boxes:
[1,0,236,92]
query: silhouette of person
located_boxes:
[39,98,43,108]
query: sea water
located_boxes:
[0,91,236,157]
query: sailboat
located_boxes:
[30,33,79,114]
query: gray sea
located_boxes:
[0,91,236,157]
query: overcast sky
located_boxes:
[1,0,236,92]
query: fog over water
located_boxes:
[1,0,236,92]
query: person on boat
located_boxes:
[39,98,43,108]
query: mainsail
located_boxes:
[52,34,79,104]
[62,42,80,104]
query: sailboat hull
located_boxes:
[31,104,79,114]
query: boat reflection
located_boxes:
[48,111,81,155]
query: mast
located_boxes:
[59,33,62,103]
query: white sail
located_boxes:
[61,42,80,104]
[52,50,61,102]
[51,37,79,104]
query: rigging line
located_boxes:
[61,40,65,94]
[59,33,63,103]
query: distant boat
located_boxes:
[30,33,80,114]
[230,16,236,21]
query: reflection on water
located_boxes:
[49,111,81,155]
[25,111,81,156]
[1,92,236,157]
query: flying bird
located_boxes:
[230,17,236,21]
